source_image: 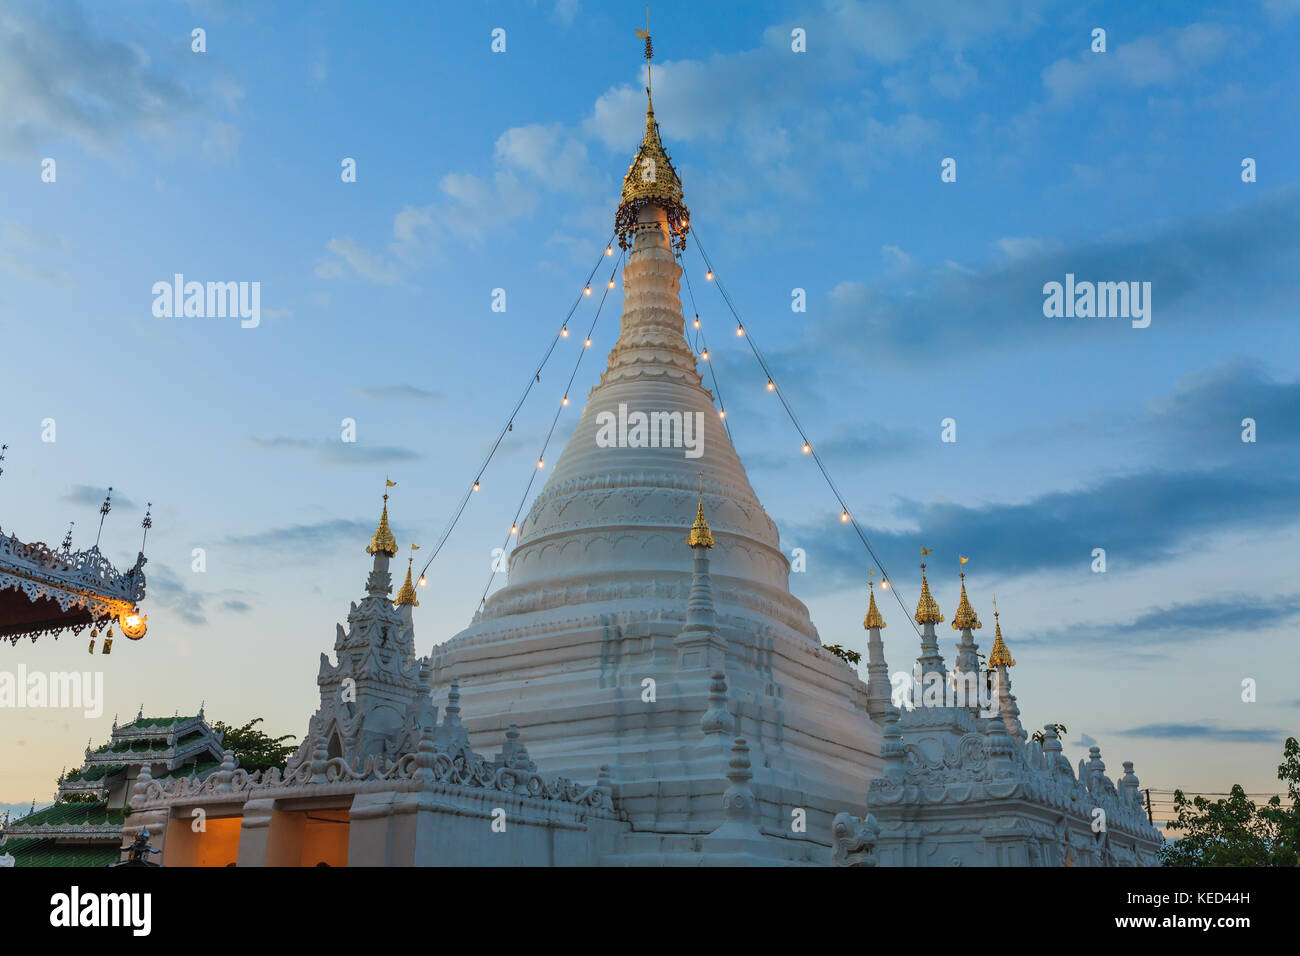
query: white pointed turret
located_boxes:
[675,478,726,669]
[863,571,891,720]
[951,570,982,675]
[988,598,1025,742]
[914,559,947,680]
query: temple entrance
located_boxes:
[264,802,351,866]
[162,814,242,866]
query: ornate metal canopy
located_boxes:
[0,532,147,646]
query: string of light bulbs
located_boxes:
[676,249,734,444]
[476,250,626,609]
[415,233,618,584]
[689,226,925,641]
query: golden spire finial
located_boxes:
[951,568,982,630]
[987,595,1015,668]
[394,544,419,606]
[366,477,399,557]
[687,473,715,548]
[617,11,689,253]
[636,4,652,97]
[914,550,944,625]
[864,569,886,630]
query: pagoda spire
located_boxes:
[987,597,1025,742]
[687,475,715,549]
[914,551,946,680]
[675,475,725,669]
[863,571,891,720]
[366,478,399,558]
[394,544,419,607]
[362,479,399,602]
[616,23,689,251]
[951,564,982,675]
[987,597,1015,669]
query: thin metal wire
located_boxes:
[690,226,924,641]
[476,252,625,608]
[416,234,616,581]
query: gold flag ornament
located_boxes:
[959,555,969,565]
[636,29,649,38]
[386,478,397,488]
[921,546,933,556]
[411,543,421,551]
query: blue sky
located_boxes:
[2,0,1298,819]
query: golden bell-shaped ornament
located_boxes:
[102,636,113,655]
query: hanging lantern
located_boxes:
[119,607,147,640]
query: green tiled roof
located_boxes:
[2,836,120,867]
[74,764,125,782]
[9,800,126,828]
[123,715,198,729]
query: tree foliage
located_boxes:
[1160,736,1300,867]
[210,717,297,774]
[823,644,861,665]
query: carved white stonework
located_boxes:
[833,707,1164,866]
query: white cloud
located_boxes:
[314,238,400,284]
[202,122,241,164]
[553,0,580,24]
[1042,23,1232,104]
[0,3,236,162]
[494,123,594,192]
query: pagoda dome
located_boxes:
[456,199,812,641]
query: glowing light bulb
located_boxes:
[537,458,545,469]
[880,579,889,590]
[736,326,744,336]
[609,278,615,288]
[473,480,480,491]
[562,395,569,406]
[693,317,700,329]
[584,285,592,296]
[584,338,592,347]
[606,246,613,256]
[561,326,569,337]
[418,575,428,587]
[841,510,849,522]
[719,410,726,419]
[701,349,709,361]
[706,270,714,280]
[510,524,518,535]
[802,442,811,454]
[767,379,775,391]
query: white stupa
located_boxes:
[114,38,1163,867]
[427,83,882,857]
